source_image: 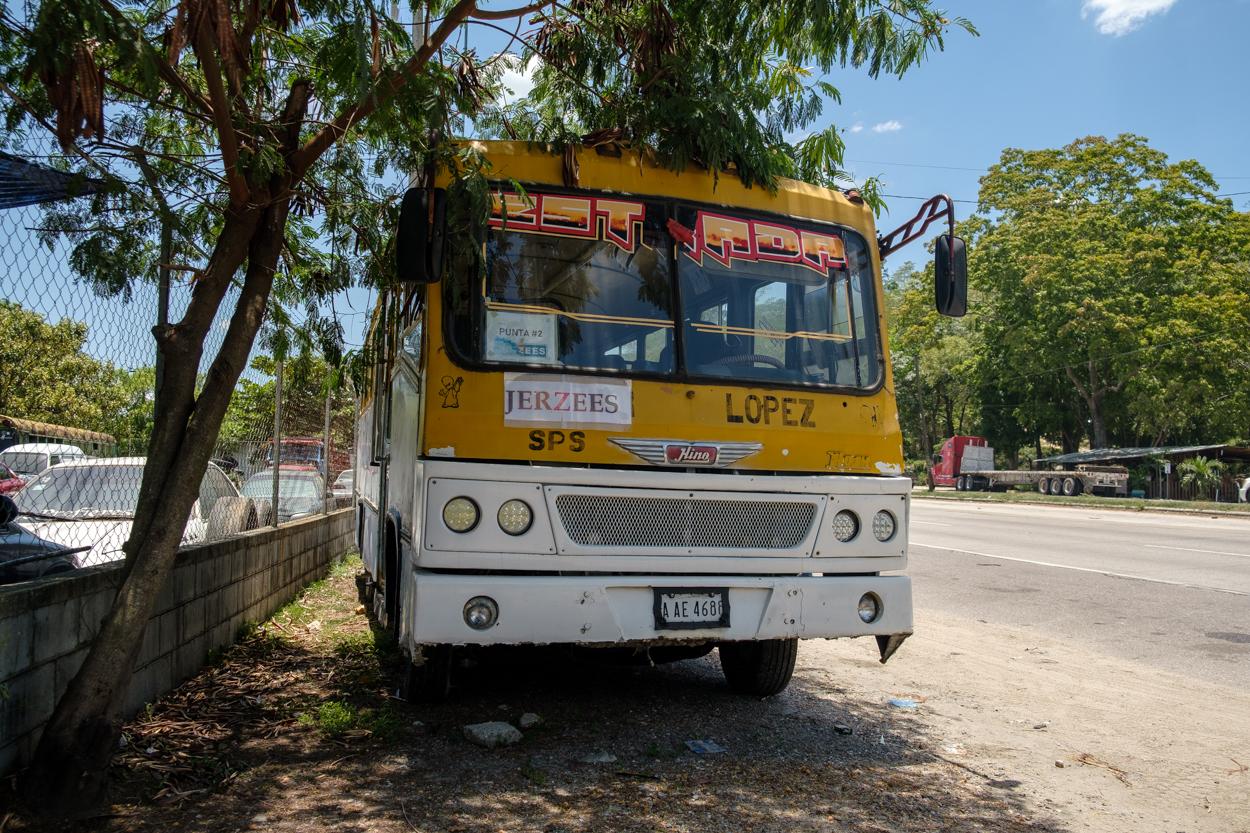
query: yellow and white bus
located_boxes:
[355,141,965,699]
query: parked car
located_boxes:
[330,469,354,506]
[0,461,24,495]
[0,495,86,584]
[13,457,256,565]
[0,442,87,482]
[240,468,325,523]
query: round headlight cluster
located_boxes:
[832,509,859,542]
[442,497,479,532]
[872,510,897,542]
[497,499,533,536]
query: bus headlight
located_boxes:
[497,499,533,536]
[464,596,499,630]
[872,510,897,542]
[442,497,480,532]
[832,510,859,542]
[858,592,882,623]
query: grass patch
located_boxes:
[913,488,1250,514]
[332,630,378,660]
[329,552,363,579]
[299,699,403,740]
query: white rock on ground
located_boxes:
[463,721,523,748]
[519,712,543,729]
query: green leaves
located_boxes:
[492,0,972,190]
[969,134,1250,449]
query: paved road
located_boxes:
[905,499,1250,688]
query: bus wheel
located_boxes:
[1063,477,1082,496]
[718,639,797,697]
[401,645,454,702]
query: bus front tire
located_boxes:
[401,645,454,702]
[718,638,798,697]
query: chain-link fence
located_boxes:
[0,140,357,582]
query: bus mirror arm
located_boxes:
[876,194,967,318]
[876,193,955,259]
[396,187,447,283]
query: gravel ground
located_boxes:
[5,557,1069,832]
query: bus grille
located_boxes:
[554,494,816,550]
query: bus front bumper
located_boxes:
[407,571,912,652]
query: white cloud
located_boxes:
[1081,0,1177,36]
[849,122,864,134]
[871,120,903,133]
[498,55,539,104]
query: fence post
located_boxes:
[271,357,283,527]
[322,386,332,514]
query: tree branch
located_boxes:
[279,78,312,156]
[192,26,250,205]
[290,0,480,180]
[470,0,551,20]
[1063,364,1091,401]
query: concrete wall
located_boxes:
[0,509,355,775]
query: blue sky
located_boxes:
[7,0,1248,361]
[827,0,1250,259]
[363,0,1250,344]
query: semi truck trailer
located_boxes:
[932,435,1129,497]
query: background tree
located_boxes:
[0,0,974,812]
[0,301,151,439]
[218,350,355,462]
[884,260,980,462]
[967,134,1250,450]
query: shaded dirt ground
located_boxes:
[8,554,1244,832]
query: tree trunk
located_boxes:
[1089,398,1109,449]
[21,199,289,815]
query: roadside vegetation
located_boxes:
[886,134,1250,465]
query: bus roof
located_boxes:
[448,141,877,237]
[0,414,115,444]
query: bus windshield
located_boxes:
[481,207,675,374]
[451,192,883,390]
[678,226,882,388]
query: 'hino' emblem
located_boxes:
[610,438,763,468]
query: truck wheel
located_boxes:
[400,645,454,702]
[1037,478,1050,494]
[955,475,964,491]
[718,639,798,697]
[1049,477,1064,496]
[1062,477,1082,496]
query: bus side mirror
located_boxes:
[934,234,967,317]
[396,187,446,284]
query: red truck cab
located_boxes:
[931,435,989,487]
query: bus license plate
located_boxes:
[653,588,731,630]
